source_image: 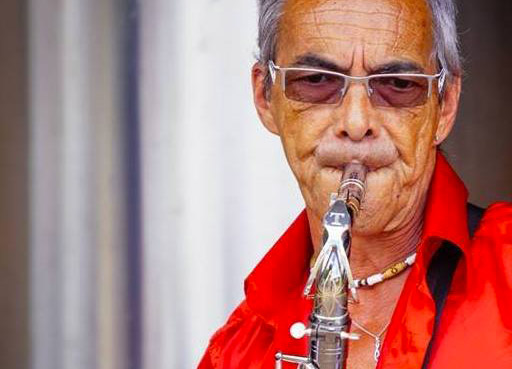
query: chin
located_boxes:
[353,193,391,235]
[350,166,402,234]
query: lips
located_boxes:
[314,137,399,171]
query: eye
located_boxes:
[287,72,334,85]
[392,78,414,89]
[382,77,418,90]
[303,73,328,84]
[284,70,345,104]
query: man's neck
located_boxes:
[307,198,425,278]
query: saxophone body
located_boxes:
[275,163,367,369]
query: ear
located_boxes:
[251,62,279,135]
[435,75,461,145]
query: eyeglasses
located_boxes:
[268,60,446,108]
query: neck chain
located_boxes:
[351,319,391,362]
[354,252,416,288]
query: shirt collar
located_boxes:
[245,152,470,323]
[244,210,313,324]
[418,152,470,269]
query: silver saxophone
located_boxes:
[275,163,368,369]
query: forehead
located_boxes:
[277,0,434,69]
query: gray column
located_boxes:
[29,1,128,369]
[139,1,304,368]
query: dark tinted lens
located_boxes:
[284,70,344,104]
[369,76,429,107]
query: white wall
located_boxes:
[29,1,303,369]
[140,1,303,368]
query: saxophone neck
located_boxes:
[305,164,369,301]
[276,164,368,369]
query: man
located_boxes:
[199,0,512,368]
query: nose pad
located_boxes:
[363,79,373,97]
[340,79,374,102]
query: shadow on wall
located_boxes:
[445,0,512,206]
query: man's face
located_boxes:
[254,0,459,235]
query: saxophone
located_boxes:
[275,163,368,369]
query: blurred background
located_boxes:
[0,0,510,369]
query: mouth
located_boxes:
[323,161,387,176]
[314,140,399,172]
[321,160,393,197]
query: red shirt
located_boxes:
[198,154,512,369]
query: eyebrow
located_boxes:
[290,54,347,73]
[371,61,425,74]
[289,53,425,74]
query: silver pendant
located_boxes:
[373,337,381,362]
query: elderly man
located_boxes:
[199,0,512,368]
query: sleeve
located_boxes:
[197,300,254,369]
[197,300,275,369]
[197,349,214,369]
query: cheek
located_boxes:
[274,104,340,214]
[383,103,438,182]
[410,104,439,171]
[278,104,332,168]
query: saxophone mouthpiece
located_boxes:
[338,163,368,219]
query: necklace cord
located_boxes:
[351,319,391,362]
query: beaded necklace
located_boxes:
[354,252,416,288]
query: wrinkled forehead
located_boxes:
[277,0,434,70]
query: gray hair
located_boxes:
[257,0,461,90]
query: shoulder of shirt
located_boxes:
[198,299,270,368]
[462,202,512,302]
[476,202,512,240]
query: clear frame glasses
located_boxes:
[268,60,446,108]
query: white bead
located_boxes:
[366,274,384,286]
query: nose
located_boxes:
[332,84,375,141]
